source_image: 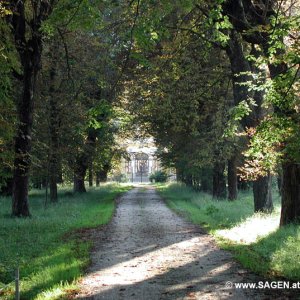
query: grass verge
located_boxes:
[157,183,300,281]
[0,183,132,300]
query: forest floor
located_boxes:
[75,186,297,300]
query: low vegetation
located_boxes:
[0,184,131,300]
[158,183,300,281]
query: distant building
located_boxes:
[120,137,161,183]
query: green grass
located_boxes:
[157,183,300,281]
[0,184,132,300]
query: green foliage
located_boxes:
[0,184,131,299]
[124,20,234,187]
[224,98,256,138]
[149,170,168,183]
[241,115,293,179]
[45,0,104,33]
[0,4,11,17]
[205,204,219,216]
[0,20,18,186]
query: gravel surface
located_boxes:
[75,186,296,300]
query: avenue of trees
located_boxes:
[0,0,299,226]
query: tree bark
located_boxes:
[12,65,35,217]
[74,154,88,193]
[280,163,300,225]
[227,156,238,200]
[253,173,273,213]
[74,168,87,193]
[212,162,226,199]
[48,47,59,202]
[73,131,97,193]
[96,172,100,187]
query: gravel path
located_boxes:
[75,186,294,300]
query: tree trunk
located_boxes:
[48,52,59,202]
[98,169,108,182]
[223,0,299,225]
[280,163,300,225]
[12,66,35,217]
[74,156,87,193]
[74,168,87,193]
[96,172,100,187]
[226,31,272,211]
[73,131,96,193]
[213,162,226,199]
[88,162,93,187]
[227,156,238,200]
[253,173,273,213]
[9,0,53,216]
[49,177,58,202]
[267,52,300,225]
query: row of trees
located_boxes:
[0,0,299,227]
[121,0,299,226]
[0,1,138,216]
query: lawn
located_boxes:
[0,184,131,300]
[157,183,300,281]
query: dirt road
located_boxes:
[76,187,292,299]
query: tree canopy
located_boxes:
[0,0,299,225]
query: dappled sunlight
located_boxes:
[82,237,209,289]
[78,235,236,299]
[163,262,233,293]
[216,213,279,244]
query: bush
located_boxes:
[149,170,168,183]
[112,173,129,183]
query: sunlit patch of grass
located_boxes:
[157,183,300,281]
[0,184,132,299]
[217,212,280,244]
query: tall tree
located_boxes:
[7,1,57,216]
[223,0,300,224]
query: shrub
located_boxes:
[149,170,168,183]
[112,173,129,183]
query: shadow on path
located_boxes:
[75,187,296,300]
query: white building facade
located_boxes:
[121,138,161,183]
